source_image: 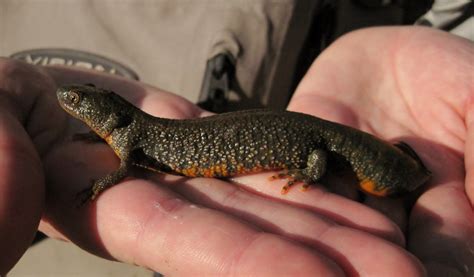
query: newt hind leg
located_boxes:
[270,149,327,194]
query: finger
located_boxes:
[163,176,425,276]
[409,179,474,275]
[42,178,344,275]
[466,107,474,204]
[0,105,44,273]
[109,181,344,276]
[229,173,404,244]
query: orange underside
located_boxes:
[104,135,124,158]
[360,178,389,196]
[104,134,113,145]
[175,164,278,178]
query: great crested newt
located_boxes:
[56,84,431,201]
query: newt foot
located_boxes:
[75,180,100,207]
[269,170,312,194]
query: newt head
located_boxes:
[57,84,133,139]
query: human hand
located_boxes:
[0,59,350,275]
[0,58,419,275]
[41,65,420,276]
[290,26,474,276]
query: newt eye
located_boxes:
[67,91,81,104]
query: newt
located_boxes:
[56,84,431,201]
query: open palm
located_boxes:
[1,27,472,276]
[289,26,474,276]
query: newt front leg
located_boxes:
[78,156,133,204]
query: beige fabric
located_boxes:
[415,0,474,41]
[0,0,319,108]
